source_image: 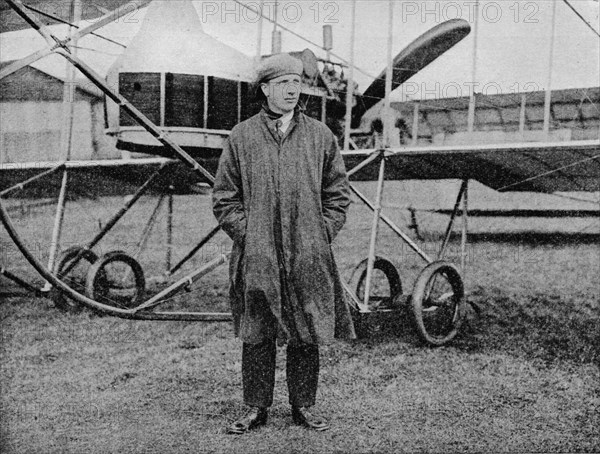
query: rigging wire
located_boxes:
[232,0,378,82]
[69,45,122,57]
[21,0,382,94]
[496,154,600,192]
[550,192,600,205]
[14,1,599,112]
[562,0,600,38]
[22,3,127,48]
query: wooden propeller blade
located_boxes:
[352,19,471,126]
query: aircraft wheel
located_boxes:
[349,256,403,308]
[85,251,145,310]
[51,246,98,313]
[411,261,464,346]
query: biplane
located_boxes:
[1,0,599,347]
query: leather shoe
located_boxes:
[226,407,268,434]
[291,406,330,431]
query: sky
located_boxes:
[1,0,599,101]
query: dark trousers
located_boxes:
[242,339,319,408]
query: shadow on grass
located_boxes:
[346,289,599,368]
[454,287,600,366]
[351,309,421,347]
[425,231,600,246]
[467,232,600,246]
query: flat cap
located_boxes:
[256,53,303,84]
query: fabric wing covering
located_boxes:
[342,140,600,193]
[3,140,599,195]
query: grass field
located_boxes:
[1,182,599,453]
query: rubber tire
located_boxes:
[348,256,403,338]
[85,250,145,310]
[411,261,464,346]
[349,256,403,307]
[51,246,98,313]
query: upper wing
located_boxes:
[342,139,600,193]
[5,140,597,196]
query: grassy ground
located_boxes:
[1,183,599,453]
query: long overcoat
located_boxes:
[212,108,356,345]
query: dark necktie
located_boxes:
[275,120,284,139]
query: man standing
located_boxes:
[212,53,355,434]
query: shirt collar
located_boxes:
[278,110,294,131]
[260,105,301,138]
